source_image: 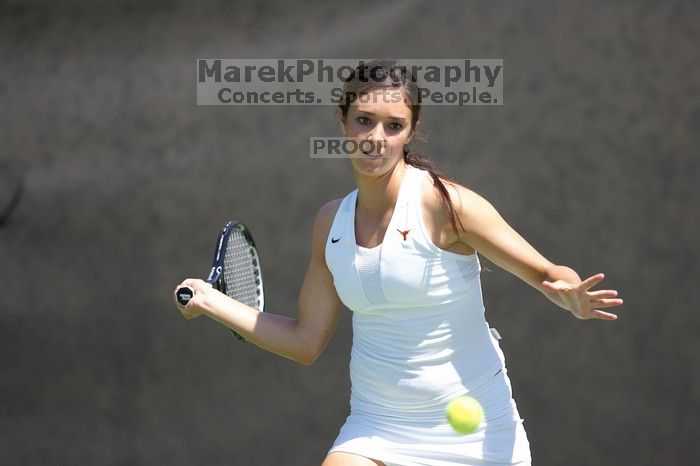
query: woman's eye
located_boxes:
[355,117,402,131]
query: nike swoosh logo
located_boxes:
[331,237,341,243]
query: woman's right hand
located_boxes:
[173,278,216,320]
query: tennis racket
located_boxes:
[176,220,264,342]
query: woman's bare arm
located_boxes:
[449,186,623,320]
[174,200,344,364]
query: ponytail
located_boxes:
[403,148,464,236]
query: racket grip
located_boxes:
[176,286,194,306]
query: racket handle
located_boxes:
[176,286,194,306]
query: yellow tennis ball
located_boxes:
[446,396,483,434]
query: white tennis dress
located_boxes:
[325,165,532,466]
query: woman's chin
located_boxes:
[350,154,401,176]
[351,154,382,167]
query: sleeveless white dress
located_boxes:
[325,165,532,465]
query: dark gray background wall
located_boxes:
[1,1,698,465]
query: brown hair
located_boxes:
[338,59,487,268]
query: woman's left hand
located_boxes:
[542,273,623,320]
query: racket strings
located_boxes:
[222,229,262,309]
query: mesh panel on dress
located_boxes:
[342,194,354,213]
[455,256,480,283]
[355,248,389,305]
[222,229,262,309]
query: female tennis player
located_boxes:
[174,59,623,465]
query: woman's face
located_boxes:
[342,88,415,177]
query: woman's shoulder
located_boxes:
[422,172,506,235]
[308,199,344,261]
[419,171,491,255]
[317,198,343,222]
[420,171,484,213]
[313,198,343,236]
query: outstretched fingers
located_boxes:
[589,297,624,307]
[589,309,619,320]
[588,287,624,309]
[588,289,618,298]
[580,273,606,291]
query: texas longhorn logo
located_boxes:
[397,228,411,241]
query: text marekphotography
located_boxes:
[197,59,503,106]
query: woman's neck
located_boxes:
[353,161,408,220]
